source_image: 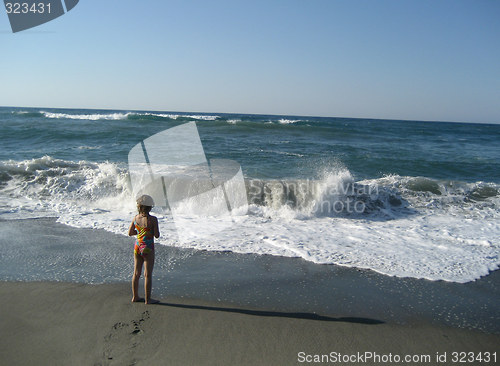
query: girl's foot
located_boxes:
[131,297,144,303]
[145,299,160,305]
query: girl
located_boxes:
[128,194,160,304]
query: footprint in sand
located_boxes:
[102,311,151,365]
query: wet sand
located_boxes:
[1,218,500,335]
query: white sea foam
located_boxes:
[140,113,219,120]
[140,113,180,119]
[39,111,220,121]
[0,157,498,283]
[185,115,219,121]
[278,119,303,124]
[41,111,131,120]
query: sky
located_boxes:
[1,0,499,123]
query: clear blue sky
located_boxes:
[1,0,499,123]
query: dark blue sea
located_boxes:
[1,106,499,283]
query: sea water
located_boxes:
[1,107,499,283]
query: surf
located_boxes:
[1,156,498,283]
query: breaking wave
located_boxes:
[1,156,499,283]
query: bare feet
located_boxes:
[131,297,144,303]
[145,299,160,305]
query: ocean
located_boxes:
[1,106,499,285]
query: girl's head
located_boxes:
[136,194,154,215]
[137,204,152,215]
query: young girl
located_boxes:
[128,194,160,304]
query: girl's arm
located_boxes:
[128,219,137,236]
[153,216,160,238]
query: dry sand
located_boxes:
[0,281,498,366]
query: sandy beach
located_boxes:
[0,281,498,366]
[1,218,499,366]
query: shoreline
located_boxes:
[1,280,499,366]
[1,217,500,335]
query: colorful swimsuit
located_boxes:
[134,219,154,256]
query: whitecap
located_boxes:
[41,111,130,120]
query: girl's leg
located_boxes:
[132,253,144,302]
[143,252,158,304]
